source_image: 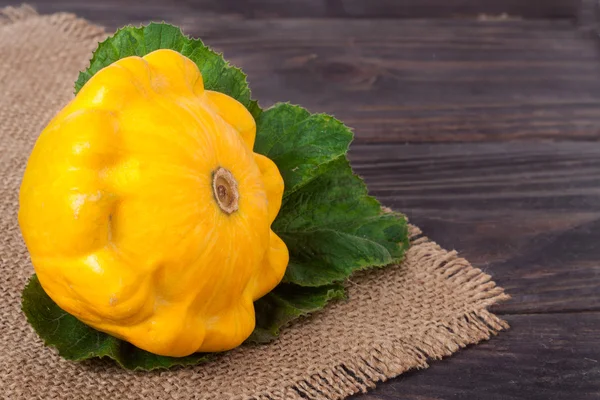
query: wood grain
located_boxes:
[3,4,598,142]
[351,313,600,400]
[0,0,581,20]
[350,142,600,314]
[185,18,600,143]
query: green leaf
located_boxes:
[247,283,346,343]
[74,22,260,119]
[275,158,409,286]
[255,104,409,287]
[22,275,211,370]
[254,103,352,197]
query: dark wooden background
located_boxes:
[3,0,600,398]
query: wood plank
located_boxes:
[579,0,600,30]
[349,142,600,313]
[0,0,581,21]
[186,18,600,143]
[352,313,600,400]
[4,6,598,142]
[334,0,580,19]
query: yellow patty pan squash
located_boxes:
[18,49,289,357]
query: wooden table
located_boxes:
[4,1,599,398]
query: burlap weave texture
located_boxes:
[0,6,509,399]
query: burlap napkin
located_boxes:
[0,5,510,399]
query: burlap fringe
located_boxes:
[252,310,507,400]
[252,231,510,400]
[0,4,105,41]
[0,4,37,24]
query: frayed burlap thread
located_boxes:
[0,5,509,400]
